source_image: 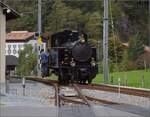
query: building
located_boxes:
[6,31,46,57]
[0,1,19,94]
[135,46,150,69]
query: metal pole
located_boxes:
[149,0,150,46]
[37,0,42,76]
[103,0,109,83]
[38,0,42,33]
[22,77,26,96]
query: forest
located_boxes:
[3,0,150,73]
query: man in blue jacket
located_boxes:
[40,49,49,78]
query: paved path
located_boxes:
[1,104,149,117]
[0,106,57,117]
[1,80,149,117]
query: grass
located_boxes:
[93,69,150,89]
[48,74,58,80]
[48,69,150,89]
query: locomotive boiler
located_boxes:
[49,30,98,84]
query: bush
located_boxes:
[16,45,37,76]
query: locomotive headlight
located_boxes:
[70,58,76,67]
[71,62,76,67]
[91,58,96,67]
[80,39,85,43]
[61,61,64,64]
[91,62,96,67]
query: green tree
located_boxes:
[45,0,85,32]
[85,12,103,43]
[16,45,37,76]
[128,33,144,61]
[119,48,136,71]
[5,0,37,32]
[108,35,124,72]
[109,35,124,63]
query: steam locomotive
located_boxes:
[49,30,98,84]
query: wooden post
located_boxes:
[141,75,144,88]
[118,78,121,99]
[111,75,113,84]
[125,75,128,86]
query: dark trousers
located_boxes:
[41,63,48,78]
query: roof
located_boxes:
[6,31,35,42]
[0,1,20,20]
[122,43,129,47]
[144,46,150,53]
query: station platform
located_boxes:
[1,104,149,117]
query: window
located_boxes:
[13,44,16,48]
[13,49,17,55]
[18,45,21,50]
[8,45,11,49]
[8,49,11,55]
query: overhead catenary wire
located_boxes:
[109,1,118,72]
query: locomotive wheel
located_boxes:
[58,74,63,84]
[58,69,70,85]
[70,75,74,84]
[88,78,92,84]
[78,77,86,84]
[58,70,65,84]
[82,79,86,84]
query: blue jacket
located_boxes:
[40,52,49,64]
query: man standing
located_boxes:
[46,48,51,77]
[40,49,48,78]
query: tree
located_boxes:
[45,0,68,32]
[16,45,37,76]
[109,35,124,63]
[120,49,130,71]
[128,32,144,61]
[45,0,85,33]
[5,0,37,32]
[85,12,103,42]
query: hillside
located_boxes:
[3,0,150,71]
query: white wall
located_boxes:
[5,39,46,57]
[5,42,24,57]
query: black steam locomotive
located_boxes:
[50,30,98,84]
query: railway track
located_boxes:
[10,76,150,107]
[57,84,89,106]
[53,83,120,106]
[78,84,150,98]
[12,76,119,106]
[23,76,150,98]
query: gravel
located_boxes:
[1,81,55,107]
[2,79,150,108]
[82,89,150,109]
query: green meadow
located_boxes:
[93,70,150,89]
[49,70,150,89]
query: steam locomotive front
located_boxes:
[72,42,92,62]
[71,39,98,83]
[50,30,98,84]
